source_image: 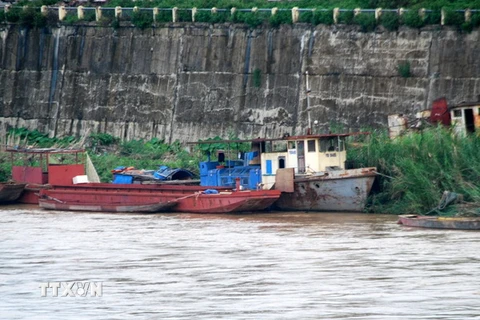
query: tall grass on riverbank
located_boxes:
[348,126,480,214]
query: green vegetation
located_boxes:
[252,68,262,88]
[2,0,480,30]
[2,128,206,183]
[397,61,411,78]
[348,126,480,214]
[3,126,480,215]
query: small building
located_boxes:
[449,100,480,135]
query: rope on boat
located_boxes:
[424,191,459,216]
[373,170,394,179]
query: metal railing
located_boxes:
[0,5,478,26]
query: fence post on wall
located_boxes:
[465,8,471,22]
[153,7,158,23]
[333,8,339,24]
[77,6,84,20]
[375,8,382,21]
[419,8,426,20]
[41,5,48,16]
[192,7,197,22]
[172,7,177,22]
[59,6,66,21]
[115,6,122,19]
[95,6,102,22]
[292,7,299,23]
[441,9,445,25]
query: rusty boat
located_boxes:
[38,182,281,214]
[398,215,480,230]
[7,147,280,213]
[195,132,377,212]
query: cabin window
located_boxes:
[320,138,337,152]
[288,141,296,149]
[307,140,316,152]
[278,157,285,169]
[453,110,462,118]
[273,141,287,152]
[264,141,273,153]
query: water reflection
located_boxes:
[1,205,479,319]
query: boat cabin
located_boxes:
[257,134,349,190]
[197,133,357,191]
[6,148,87,203]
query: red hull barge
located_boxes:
[38,183,281,214]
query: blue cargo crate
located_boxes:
[113,174,134,184]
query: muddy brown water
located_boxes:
[1,205,479,319]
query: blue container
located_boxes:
[113,174,134,184]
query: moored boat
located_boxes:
[195,133,377,212]
[38,183,281,214]
[398,214,480,230]
[0,182,26,203]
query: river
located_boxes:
[1,205,479,319]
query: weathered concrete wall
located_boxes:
[0,23,479,142]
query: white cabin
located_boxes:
[254,134,351,190]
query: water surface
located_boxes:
[1,205,479,319]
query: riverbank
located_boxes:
[2,126,480,215]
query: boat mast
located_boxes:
[306,71,312,134]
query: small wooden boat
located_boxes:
[398,214,480,230]
[0,182,26,203]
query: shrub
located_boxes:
[253,68,261,88]
[63,14,79,25]
[402,9,425,28]
[89,133,120,147]
[354,13,376,32]
[155,10,172,23]
[398,61,411,78]
[380,11,400,31]
[299,10,314,24]
[269,11,291,28]
[424,9,441,25]
[443,9,464,27]
[313,9,334,25]
[337,10,354,24]
[132,10,153,29]
[6,7,22,23]
[243,12,263,29]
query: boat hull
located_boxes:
[39,198,178,213]
[38,184,281,214]
[173,190,281,213]
[0,182,26,203]
[274,168,376,212]
[398,215,480,230]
